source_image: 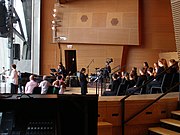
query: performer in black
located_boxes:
[80,68,88,95]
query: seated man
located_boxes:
[25,75,38,94]
[39,75,51,94]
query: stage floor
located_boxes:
[64,87,102,95]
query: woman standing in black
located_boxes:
[80,68,88,95]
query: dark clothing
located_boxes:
[80,72,88,95]
[11,83,18,94]
[146,66,165,94]
[155,66,165,82]
[127,75,147,94]
[103,79,120,96]
[135,75,147,87]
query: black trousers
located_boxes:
[11,83,18,94]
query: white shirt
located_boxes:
[10,69,18,85]
[25,80,38,94]
[39,80,51,94]
[59,85,65,94]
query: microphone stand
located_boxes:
[86,59,94,75]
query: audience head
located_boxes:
[169,59,176,66]
[169,59,179,71]
[158,58,168,68]
[132,67,137,72]
[153,62,159,68]
[59,62,63,65]
[11,64,16,69]
[43,75,47,80]
[81,68,86,73]
[143,62,149,68]
[112,73,119,80]
[158,58,165,67]
[29,75,35,81]
[58,75,63,80]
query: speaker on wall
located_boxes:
[0,1,8,37]
[13,44,20,60]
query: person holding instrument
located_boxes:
[80,68,88,95]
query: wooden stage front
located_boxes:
[65,87,180,135]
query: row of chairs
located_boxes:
[116,72,179,96]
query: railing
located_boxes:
[120,65,180,135]
[111,65,126,75]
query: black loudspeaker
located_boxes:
[13,44,20,60]
[0,1,8,36]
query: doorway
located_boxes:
[65,50,77,75]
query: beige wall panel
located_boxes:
[98,29,130,44]
[129,29,139,45]
[61,13,69,27]
[56,28,68,37]
[92,13,107,28]
[66,28,98,43]
[71,13,92,28]
[56,0,139,45]
[90,0,118,12]
[67,13,78,27]
[122,13,138,28]
[106,13,123,28]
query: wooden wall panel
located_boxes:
[56,0,139,45]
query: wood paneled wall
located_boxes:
[60,44,124,73]
[125,0,176,72]
[40,0,176,75]
[55,0,139,45]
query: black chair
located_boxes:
[170,72,179,92]
[150,74,168,94]
[134,81,146,95]
[32,87,41,94]
[116,81,129,96]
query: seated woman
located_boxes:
[117,71,131,96]
[126,68,147,94]
[52,75,66,94]
[146,58,166,94]
[147,67,154,81]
